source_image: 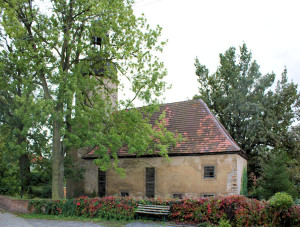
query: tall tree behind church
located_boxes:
[193,43,299,175]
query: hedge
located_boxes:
[28,195,300,226]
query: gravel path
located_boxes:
[0,209,179,227]
[0,212,33,227]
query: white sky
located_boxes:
[131,0,300,104]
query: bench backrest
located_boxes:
[136,204,170,215]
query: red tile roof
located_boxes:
[83,99,242,158]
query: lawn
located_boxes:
[18,213,131,227]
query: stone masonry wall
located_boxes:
[66,147,90,198]
[92,153,247,199]
[226,155,238,194]
[0,195,30,213]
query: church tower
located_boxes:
[66,34,118,198]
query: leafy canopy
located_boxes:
[0,0,182,199]
[194,43,299,155]
[193,43,300,196]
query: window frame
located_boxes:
[173,193,183,199]
[98,169,106,197]
[145,167,155,198]
[203,165,215,179]
[202,194,215,198]
[120,191,129,197]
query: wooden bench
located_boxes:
[135,204,170,222]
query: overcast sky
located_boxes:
[130,0,300,104]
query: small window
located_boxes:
[121,192,129,197]
[203,194,214,198]
[204,166,215,178]
[146,167,155,198]
[98,170,106,197]
[173,194,183,199]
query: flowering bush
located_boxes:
[28,195,300,225]
[72,196,138,220]
[220,195,269,226]
[170,196,270,226]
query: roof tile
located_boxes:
[83,99,241,158]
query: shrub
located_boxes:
[28,195,300,226]
[288,205,300,224]
[268,192,298,226]
[30,185,51,198]
[268,192,294,210]
[218,218,232,227]
[28,200,46,214]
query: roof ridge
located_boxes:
[82,99,244,159]
[131,99,200,110]
[157,98,199,107]
[199,99,241,151]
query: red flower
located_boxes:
[77,202,80,206]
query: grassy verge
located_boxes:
[18,213,131,227]
[17,213,171,226]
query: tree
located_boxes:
[284,125,300,196]
[0,0,181,199]
[193,43,299,176]
[259,151,294,199]
[0,132,19,195]
[0,40,50,196]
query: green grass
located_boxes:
[18,213,131,226]
[18,213,172,226]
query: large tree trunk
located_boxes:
[19,153,31,198]
[52,119,64,199]
[59,142,64,198]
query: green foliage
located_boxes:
[28,195,300,226]
[193,43,299,186]
[0,163,20,195]
[218,218,232,227]
[28,200,48,214]
[0,134,20,195]
[30,185,51,199]
[269,192,294,210]
[29,196,138,220]
[198,222,212,227]
[260,151,295,199]
[285,125,300,197]
[0,41,51,197]
[247,185,264,200]
[240,167,247,196]
[268,192,298,226]
[0,0,179,199]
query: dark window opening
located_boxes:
[121,192,129,197]
[173,194,183,199]
[146,167,155,198]
[204,166,215,178]
[203,194,214,198]
[98,169,106,197]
